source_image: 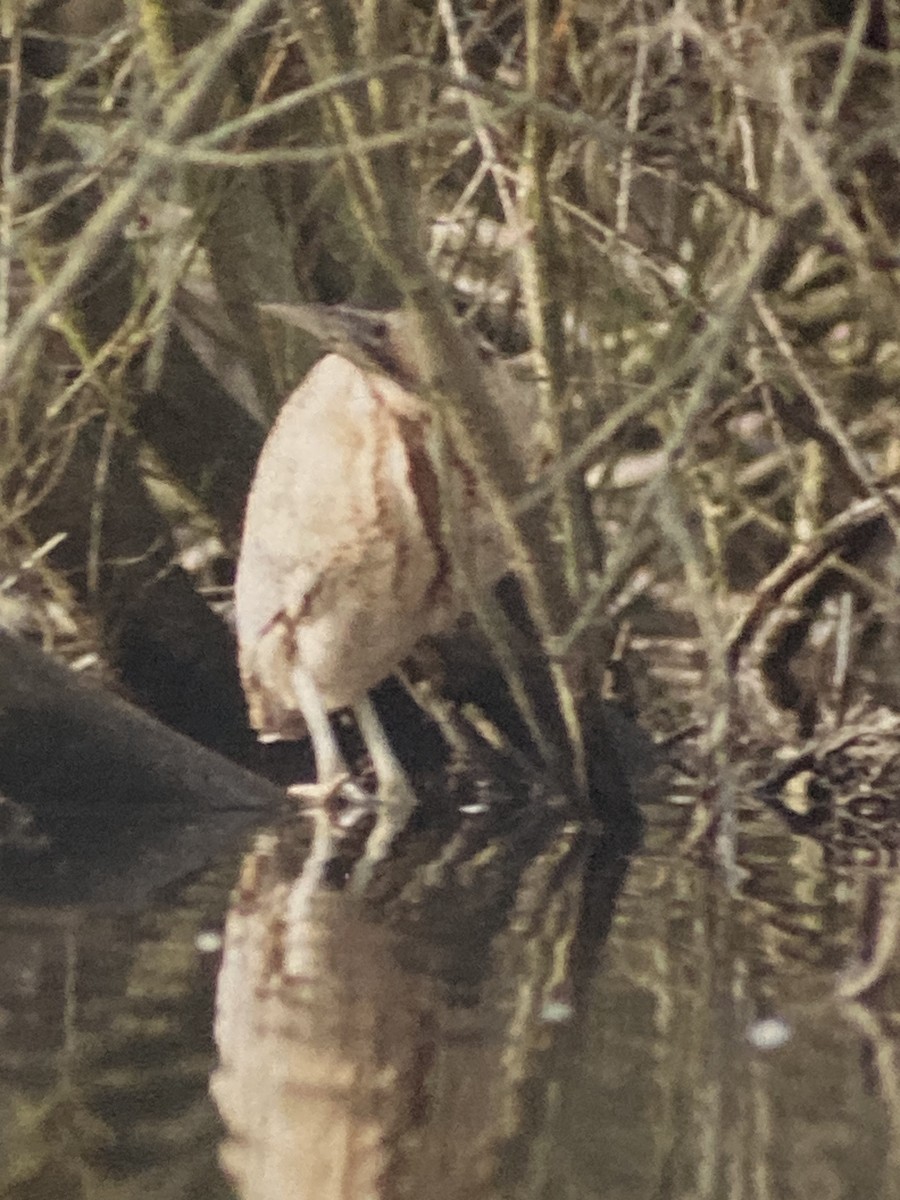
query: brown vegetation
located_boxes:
[3,0,900,841]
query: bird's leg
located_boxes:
[352,694,418,812]
[350,694,418,891]
[287,666,353,804]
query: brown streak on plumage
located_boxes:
[393,409,451,611]
[369,379,411,610]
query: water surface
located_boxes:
[2,791,899,1200]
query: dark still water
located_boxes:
[1,792,899,1200]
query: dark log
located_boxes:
[0,631,284,907]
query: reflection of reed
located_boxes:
[0,867,236,1200]
[569,813,900,1200]
[211,803,637,1200]
[839,1003,900,1200]
[837,875,900,999]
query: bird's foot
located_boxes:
[287,774,352,805]
[287,774,374,806]
[288,773,377,828]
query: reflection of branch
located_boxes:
[838,1001,900,1188]
[836,874,900,1000]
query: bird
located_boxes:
[234,304,526,819]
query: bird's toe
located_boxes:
[287,774,352,805]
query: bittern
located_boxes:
[234,305,522,815]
